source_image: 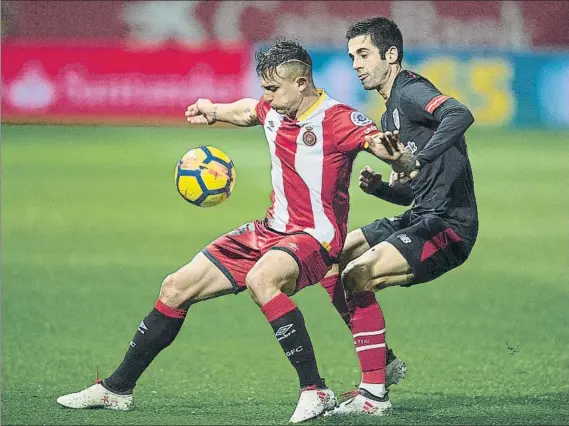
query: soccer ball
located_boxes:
[174,146,236,207]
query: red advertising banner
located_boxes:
[1,40,251,125]
[2,1,569,49]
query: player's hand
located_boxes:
[185,98,216,125]
[365,131,406,162]
[359,166,383,194]
[389,168,421,186]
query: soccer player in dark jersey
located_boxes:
[325,17,478,416]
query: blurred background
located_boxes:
[2,0,569,127]
[2,2,569,425]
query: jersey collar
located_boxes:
[296,89,327,122]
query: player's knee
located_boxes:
[159,272,200,307]
[341,260,370,293]
[245,270,280,307]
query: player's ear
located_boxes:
[386,46,399,64]
[296,76,308,92]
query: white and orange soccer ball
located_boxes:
[174,146,236,207]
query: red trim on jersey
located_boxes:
[420,228,462,262]
[425,95,450,114]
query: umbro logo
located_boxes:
[275,324,296,341]
[275,324,294,337]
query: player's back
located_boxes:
[255,91,377,258]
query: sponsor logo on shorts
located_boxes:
[228,222,255,236]
[284,242,299,252]
[396,233,412,244]
[276,324,296,341]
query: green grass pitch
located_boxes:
[2,124,568,425]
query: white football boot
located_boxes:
[56,380,133,410]
[386,356,408,387]
[324,388,391,416]
[289,385,337,423]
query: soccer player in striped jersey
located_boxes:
[56,39,400,423]
[324,17,479,416]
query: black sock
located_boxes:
[262,294,324,389]
[104,303,186,393]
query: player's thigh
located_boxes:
[323,224,391,280]
[384,215,469,285]
[338,229,372,270]
[160,251,234,308]
[245,249,300,304]
[343,241,413,292]
[322,228,371,283]
[247,232,332,303]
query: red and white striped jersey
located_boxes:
[255,90,379,259]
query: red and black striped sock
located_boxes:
[262,293,324,389]
[104,300,187,393]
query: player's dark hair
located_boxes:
[346,17,403,64]
[255,39,313,81]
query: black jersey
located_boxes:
[379,70,478,249]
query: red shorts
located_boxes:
[202,220,332,294]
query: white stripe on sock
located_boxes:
[353,329,386,338]
[356,343,386,352]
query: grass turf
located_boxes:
[2,124,568,425]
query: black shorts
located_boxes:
[361,212,471,285]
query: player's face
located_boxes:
[259,72,303,116]
[348,35,389,90]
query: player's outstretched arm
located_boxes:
[359,166,414,206]
[185,98,261,127]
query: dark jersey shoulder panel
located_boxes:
[381,70,479,251]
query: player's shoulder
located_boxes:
[397,70,438,93]
[324,98,373,126]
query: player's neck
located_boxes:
[378,65,402,101]
[292,87,321,119]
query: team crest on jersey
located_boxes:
[302,126,317,146]
[350,111,372,126]
[393,108,400,130]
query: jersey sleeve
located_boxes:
[400,79,451,123]
[254,97,271,125]
[332,106,380,154]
